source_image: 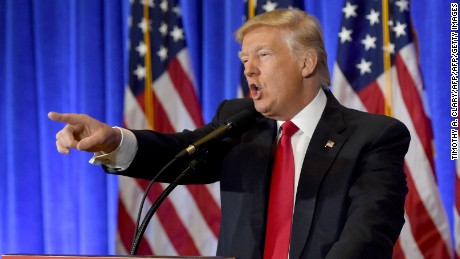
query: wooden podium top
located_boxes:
[2,255,236,259]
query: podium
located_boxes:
[2,255,236,259]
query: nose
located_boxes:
[244,58,259,77]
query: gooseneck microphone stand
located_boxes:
[129,155,206,255]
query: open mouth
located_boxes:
[250,84,261,99]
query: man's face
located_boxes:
[239,26,314,121]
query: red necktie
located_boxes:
[264,121,299,259]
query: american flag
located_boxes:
[332,0,453,258]
[117,0,220,255]
[237,0,304,98]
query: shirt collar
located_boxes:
[276,89,327,138]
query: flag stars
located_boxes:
[393,21,407,38]
[383,42,395,54]
[138,18,151,33]
[366,9,380,26]
[172,6,181,17]
[262,0,278,12]
[170,26,184,42]
[160,0,168,12]
[395,0,409,12]
[157,45,168,61]
[159,22,168,37]
[342,2,358,19]
[361,34,377,50]
[338,27,353,43]
[133,64,146,80]
[136,41,147,57]
[356,58,372,75]
[388,20,394,27]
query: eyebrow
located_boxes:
[238,45,273,59]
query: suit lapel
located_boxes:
[244,117,277,258]
[289,92,348,259]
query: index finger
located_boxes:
[48,112,86,125]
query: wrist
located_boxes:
[104,126,123,153]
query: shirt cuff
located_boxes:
[89,127,138,172]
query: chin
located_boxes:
[254,102,276,119]
[258,109,277,120]
[254,103,267,115]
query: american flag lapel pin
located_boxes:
[325,140,335,148]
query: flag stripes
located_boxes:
[394,54,435,170]
[335,47,452,258]
[166,57,204,127]
[398,213,425,258]
[332,1,452,258]
[356,81,386,114]
[403,164,451,258]
[136,180,201,255]
[120,71,220,255]
[118,176,176,255]
[382,49,451,257]
[185,185,221,237]
[118,0,220,255]
[117,199,154,255]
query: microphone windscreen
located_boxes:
[225,109,258,133]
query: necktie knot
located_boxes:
[281,121,299,138]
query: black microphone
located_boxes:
[175,109,258,159]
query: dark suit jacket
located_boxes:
[120,90,410,259]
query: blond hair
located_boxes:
[236,9,330,88]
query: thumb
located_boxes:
[76,135,99,152]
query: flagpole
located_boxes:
[248,0,256,19]
[382,0,393,117]
[143,2,155,129]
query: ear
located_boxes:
[301,50,318,78]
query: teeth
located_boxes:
[250,84,260,93]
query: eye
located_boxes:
[258,51,271,58]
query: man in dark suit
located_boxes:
[49,9,410,259]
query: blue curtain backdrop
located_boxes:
[0,0,455,254]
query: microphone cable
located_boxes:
[130,157,203,255]
[130,157,178,254]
